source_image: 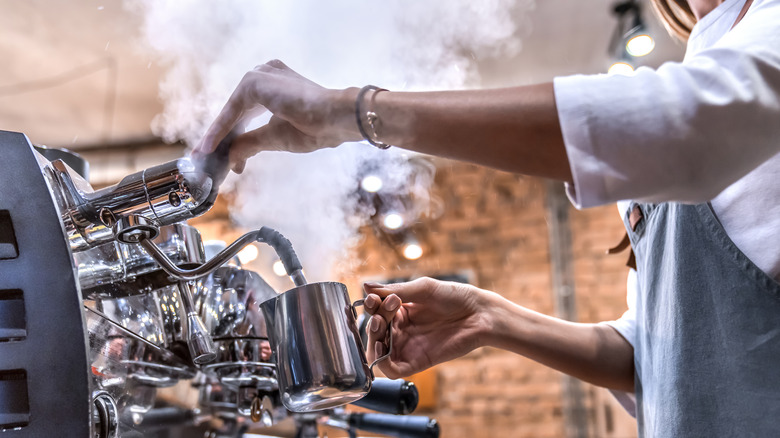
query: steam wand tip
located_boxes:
[290,269,307,287]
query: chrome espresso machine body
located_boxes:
[0,131,438,438]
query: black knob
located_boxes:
[351,378,419,415]
[349,413,440,438]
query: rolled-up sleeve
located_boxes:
[554,1,780,209]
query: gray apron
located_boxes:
[625,202,780,436]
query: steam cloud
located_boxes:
[127,0,533,281]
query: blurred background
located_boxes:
[1,0,684,436]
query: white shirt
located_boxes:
[553,0,780,416]
[554,0,780,280]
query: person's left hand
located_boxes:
[362,278,491,379]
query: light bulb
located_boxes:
[608,62,635,75]
[383,213,404,230]
[272,260,287,277]
[626,34,655,57]
[403,243,423,260]
[361,175,383,193]
[237,244,259,265]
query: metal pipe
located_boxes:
[178,281,217,365]
[134,225,307,285]
[138,231,259,281]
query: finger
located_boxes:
[266,59,288,70]
[367,314,388,346]
[254,59,287,71]
[230,114,336,164]
[362,288,401,318]
[363,277,438,303]
[231,155,247,174]
[375,351,409,379]
[225,119,294,170]
[365,314,388,363]
[197,70,267,155]
[371,331,407,380]
[198,94,246,155]
[232,116,315,156]
[363,293,381,314]
[364,310,408,380]
[374,339,386,361]
[261,59,309,82]
[223,101,342,167]
[375,293,401,323]
[364,294,396,362]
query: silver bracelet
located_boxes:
[355,85,391,149]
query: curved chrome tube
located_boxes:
[138,232,257,281]
[134,226,307,286]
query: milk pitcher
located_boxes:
[260,282,392,412]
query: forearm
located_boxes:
[341,84,572,182]
[477,290,635,392]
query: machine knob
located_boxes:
[92,393,118,438]
[113,215,159,244]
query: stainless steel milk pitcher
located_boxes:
[260,281,392,412]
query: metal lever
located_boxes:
[178,281,217,365]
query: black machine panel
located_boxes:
[0,131,91,436]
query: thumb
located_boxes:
[363,277,438,303]
[224,117,295,172]
[232,115,317,155]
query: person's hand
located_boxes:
[193,59,361,173]
[362,277,491,379]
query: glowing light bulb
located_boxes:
[403,243,423,260]
[383,213,404,230]
[608,62,635,75]
[626,34,655,57]
[237,244,259,265]
[272,260,287,277]
[361,175,383,193]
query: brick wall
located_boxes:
[339,159,638,438]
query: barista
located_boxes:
[195,0,780,434]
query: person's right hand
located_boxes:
[362,277,492,379]
[193,59,361,173]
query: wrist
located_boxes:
[470,287,507,349]
[473,288,531,351]
[330,87,363,142]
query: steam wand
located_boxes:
[114,215,307,286]
[178,280,217,365]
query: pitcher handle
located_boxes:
[353,299,393,371]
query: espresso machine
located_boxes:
[0,130,439,438]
